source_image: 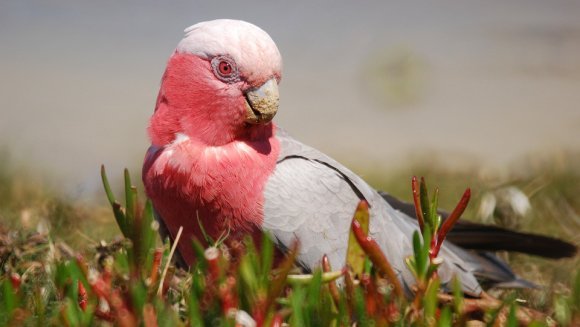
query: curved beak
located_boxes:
[244,78,279,124]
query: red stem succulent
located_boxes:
[351,219,404,297]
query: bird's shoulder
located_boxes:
[272,126,377,207]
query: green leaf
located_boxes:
[191,238,208,272]
[437,307,452,327]
[100,165,127,236]
[412,231,423,279]
[289,286,306,326]
[426,261,440,279]
[124,169,136,236]
[507,302,518,327]
[140,200,157,272]
[527,321,549,327]
[413,224,432,281]
[0,279,17,322]
[131,282,147,319]
[62,297,81,326]
[100,165,116,206]
[306,270,323,307]
[424,277,440,321]
[124,169,133,215]
[303,270,323,325]
[336,292,350,326]
[412,231,421,259]
[188,284,205,327]
[429,187,440,231]
[239,252,259,296]
[260,232,274,286]
[287,271,343,285]
[196,212,215,245]
[346,201,370,277]
[190,269,205,304]
[451,276,464,316]
[352,287,368,326]
[419,178,431,229]
[363,257,372,275]
[405,256,418,279]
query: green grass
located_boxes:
[0,152,578,326]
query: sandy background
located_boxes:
[1,1,579,197]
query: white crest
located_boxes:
[176,19,282,79]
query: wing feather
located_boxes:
[264,128,483,296]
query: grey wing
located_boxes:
[264,127,483,296]
[262,156,360,270]
[265,129,385,275]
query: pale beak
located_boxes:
[244,78,279,124]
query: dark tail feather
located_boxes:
[445,221,577,259]
[380,192,577,259]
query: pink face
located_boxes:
[148,19,283,147]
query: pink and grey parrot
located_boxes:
[143,19,576,296]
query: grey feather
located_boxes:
[263,128,482,296]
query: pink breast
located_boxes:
[143,127,280,264]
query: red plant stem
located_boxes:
[270,313,284,327]
[433,188,471,258]
[430,238,438,260]
[344,269,356,315]
[321,255,340,307]
[102,269,112,287]
[254,307,265,327]
[411,176,425,232]
[94,309,115,322]
[73,254,91,311]
[148,248,163,287]
[219,276,238,315]
[90,276,110,299]
[386,301,400,322]
[361,274,378,316]
[116,308,138,327]
[371,276,391,323]
[265,241,298,313]
[78,280,88,311]
[143,304,158,327]
[9,272,21,290]
[110,289,137,327]
[205,247,221,282]
[351,220,404,298]
[90,275,130,325]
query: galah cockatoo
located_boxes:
[143,19,576,296]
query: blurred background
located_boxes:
[1,0,579,196]
[0,0,579,311]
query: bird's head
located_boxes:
[148,19,282,146]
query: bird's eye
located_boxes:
[211,56,239,82]
[218,61,232,76]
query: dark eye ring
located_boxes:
[211,56,239,82]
